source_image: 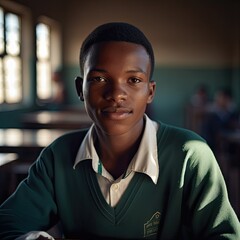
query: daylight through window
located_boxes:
[0,7,22,104]
[36,23,51,100]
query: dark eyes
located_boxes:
[88,76,142,84]
[89,76,106,82]
[128,77,141,84]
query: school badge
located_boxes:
[144,211,161,238]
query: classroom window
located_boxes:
[36,23,52,100]
[0,7,22,104]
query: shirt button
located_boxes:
[112,183,119,191]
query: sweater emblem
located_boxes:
[144,211,161,238]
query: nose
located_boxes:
[104,82,127,103]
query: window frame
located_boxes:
[36,16,62,105]
[0,1,62,110]
[0,6,23,105]
[0,1,32,110]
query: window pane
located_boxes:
[36,23,50,59]
[0,8,4,54]
[0,59,3,103]
[37,61,51,99]
[6,13,20,55]
[4,56,21,103]
[0,7,22,105]
[36,23,51,100]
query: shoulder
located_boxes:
[156,122,215,169]
[156,121,205,146]
[51,128,89,147]
[40,128,89,160]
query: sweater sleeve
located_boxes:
[0,147,58,240]
[182,140,240,239]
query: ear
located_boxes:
[147,80,156,103]
[75,76,84,101]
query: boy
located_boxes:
[0,22,239,240]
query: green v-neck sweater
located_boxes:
[0,122,239,240]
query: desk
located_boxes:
[0,128,70,199]
[0,128,69,156]
[0,128,71,175]
[22,110,92,129]
[220,130,240,144]
[218,130,240,164]
[0,153,18,166]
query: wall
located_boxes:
[62,0,239,68]
[61,0,239,126]
[151,67,233,126]
[0,0,239,128]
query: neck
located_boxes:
[94,120,145,179]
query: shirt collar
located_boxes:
[73,114,159,184]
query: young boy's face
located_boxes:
[77,41,155,136]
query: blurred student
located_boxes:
[202,88,239,151]
[190,84,209,108]
[50,68,67,110]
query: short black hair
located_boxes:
[79,22,155,79]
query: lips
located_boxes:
[101,106,133,120]
[102,106,132,113]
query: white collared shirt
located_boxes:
[74,114,159,207]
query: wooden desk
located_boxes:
[0,153,18,166]
[0,128,70,198]
[0,128,68,150]
[220,130,240,144]
[0,128,70,162]
[22,110,92,129]
[218,130,240,159]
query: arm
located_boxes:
[182,140,240,239]
[0,147,59,240]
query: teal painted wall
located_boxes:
[0,66,237,128]
[150,67,233,126]
[64,65,236,127]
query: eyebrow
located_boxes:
[126,69,147,75]
[89,68,147,75]
[88,68,107,73]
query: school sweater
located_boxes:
[0,122,239,240]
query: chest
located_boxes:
[55,163,184,239]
